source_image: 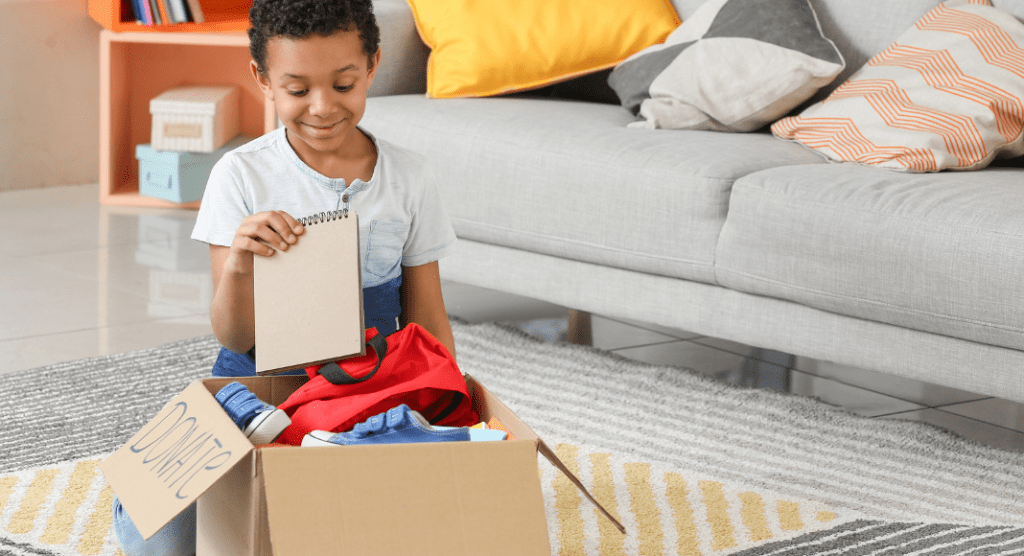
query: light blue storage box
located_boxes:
[136,135,251,203]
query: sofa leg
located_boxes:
[567,310,592,346]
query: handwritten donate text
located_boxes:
[129,401,233,500]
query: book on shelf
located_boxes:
[140,0,153,24]
[184,0,205,23]
[148,0,161,25]
[128,0,142,23]
[166,0,188,23]
[119,0,134,24]
[155,0,170,25]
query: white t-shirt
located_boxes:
[191,126,457,288]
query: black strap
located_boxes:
[431,393,465,424]
[319,333,388,385]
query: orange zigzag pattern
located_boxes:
[818,76,983,167]
[868,43,1024,142]
[773,0,1024,170]
[772,116,938,171]
[867,87,985,166]
[917,3,1024,80]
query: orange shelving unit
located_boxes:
[99,30,277,208]
[88,0,252,33]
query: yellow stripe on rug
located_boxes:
[0,456,125,556]
[542,443,852,556]
[2,446,852,556]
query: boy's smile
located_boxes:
[251,29,381,175]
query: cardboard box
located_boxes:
[150,86,240,152]
[100,375,622,556]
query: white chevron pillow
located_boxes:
[773,0,1024,172]
[608,0,845,132]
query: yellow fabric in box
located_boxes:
[408,0,681,99]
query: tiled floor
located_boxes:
[3,184,1023,452]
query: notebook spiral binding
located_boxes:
[298,209,349,226]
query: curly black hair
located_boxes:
[248,0,380,74]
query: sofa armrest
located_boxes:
[369,0,429,97]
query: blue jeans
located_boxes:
[111,277,402,555]
[112,496,195,556]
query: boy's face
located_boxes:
[251,29,381,162]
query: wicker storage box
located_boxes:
[150,86,240,152]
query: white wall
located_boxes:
[0,0,100,193]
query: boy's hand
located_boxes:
[225,211,304,275]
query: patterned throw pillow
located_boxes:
[772,0,1024,171]
[608,0,845,132]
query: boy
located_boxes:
[113,0,457,553]
[193,0,458,377]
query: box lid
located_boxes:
[261,441,551,556]
[149,86,238,116]
[99,380,255,540]
[465,375,625,534]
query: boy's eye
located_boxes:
[287,89,308,97]
[335,85,354,92]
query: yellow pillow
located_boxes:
[407,0,681,99]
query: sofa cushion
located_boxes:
[671,1,1024,102]
[363,95,825,285]
[772,0,1024,172]
[671,0,944,101]
[716,163,1024,351]
[405,0,679,99]
[610,0,845,132]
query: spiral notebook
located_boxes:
[253,210,365,375]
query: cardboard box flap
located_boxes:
[260,442,551,556]
[465,374,626,534]
[99,380,255,540]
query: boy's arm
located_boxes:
[400,261,456,359]
[209,245,255,353]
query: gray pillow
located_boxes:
[609,0,846,131]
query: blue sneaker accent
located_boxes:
[214,382,291,445]
[301,404,470,447]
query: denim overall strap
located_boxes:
[363,275,403,337]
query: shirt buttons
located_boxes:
[342,195,349,202]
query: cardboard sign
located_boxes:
[100,381,254,540]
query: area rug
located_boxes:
[1,321,1022,556]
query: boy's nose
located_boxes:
[308,90,336,117]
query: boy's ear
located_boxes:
[250,59,274,101]
[366,49,383,87]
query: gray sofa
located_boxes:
[363,0,1024,404]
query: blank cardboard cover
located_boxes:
[99,381,255,540]
[253,212,364,374]
[260,441,551,556]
